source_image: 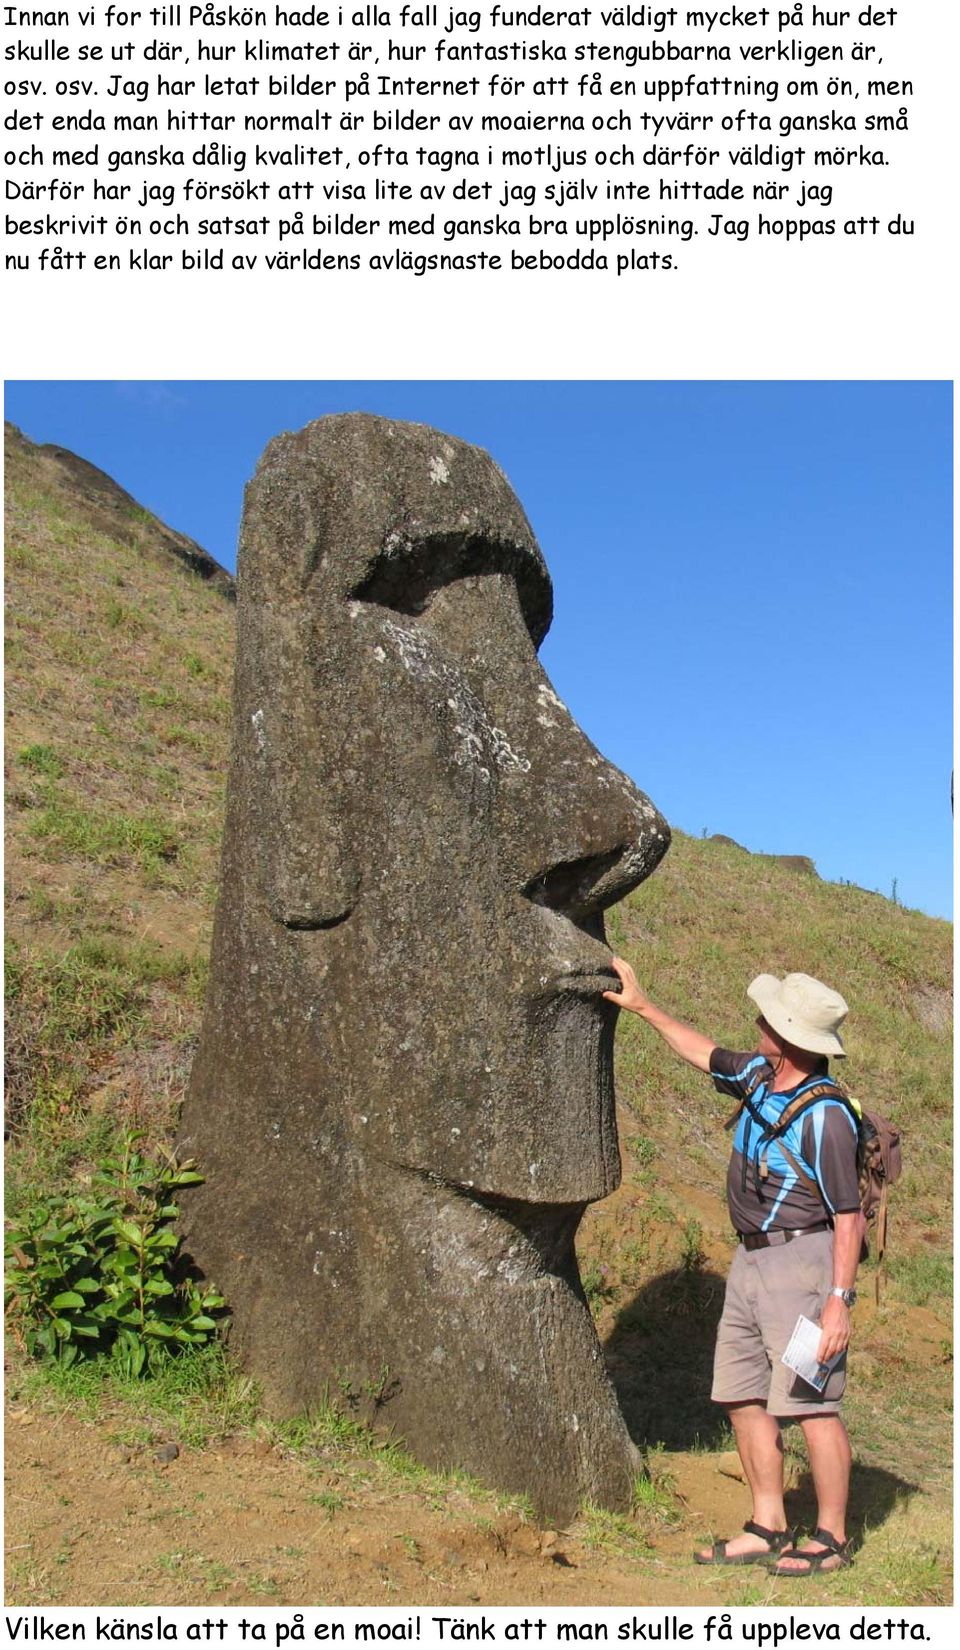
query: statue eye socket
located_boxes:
[354,549,503,615]
[352,537,550,649]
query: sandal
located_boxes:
[770,1527,853,1576]
[693,1519,794,1566]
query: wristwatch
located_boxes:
[829,1286,858,1306]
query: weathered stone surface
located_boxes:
[178,414,670,1521]
[771,854,818,877]
[710,835,818,877]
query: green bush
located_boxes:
[5,1134,225,1376]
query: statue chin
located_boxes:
[355,1172,639,1524]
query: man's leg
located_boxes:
[696,1401,789,1559]
[772,1414,851,1574]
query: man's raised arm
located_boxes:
[603,957,717,1073]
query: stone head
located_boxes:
[232,414,669,1204]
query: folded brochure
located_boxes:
[781,1314,845,1391]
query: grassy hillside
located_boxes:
[4,422,952,1606]
[5,422,235,1189]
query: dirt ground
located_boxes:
[0,1400,771,1607]
[4,1383,950,1610]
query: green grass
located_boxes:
[582,1264,617,1312]
[127,504,157,527]
[19,744,64,779]
[154,1552,237,1593]
[886,1247,952,1306]
[5,933,206,1195]
[764,1532,950,1606]
[631,1453,683,1530]
[140,686,180,710]
[580,1503,652,1559]
[247,1574,281,1596]
[242,1390,530,1515]
[9,1343,260,1449]
[626,1131,659,1170]
[268,1405,374,1456]
[28,787,180,872]
[11,1343,536,1530]
[105,598,144,632]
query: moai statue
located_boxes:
[179,414,670,1521]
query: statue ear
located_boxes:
[242,601,358,930]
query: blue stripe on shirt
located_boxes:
[710,1053,767,1085]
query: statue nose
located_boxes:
[513,718,670,920]
[521,794,669,919]
[523,840,661,919]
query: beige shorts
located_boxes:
[711,1227,846,1418]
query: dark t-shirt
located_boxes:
[710,1048,861,1236]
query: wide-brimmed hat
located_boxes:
[747,972,849,1058]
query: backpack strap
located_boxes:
[874,1183,889,1304]
[722,1062,768,1131]
[754,1080,858,1200]
[773,1138,823,1200]
[764,1080,850,1138]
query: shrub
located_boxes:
[5,1133,225,1376]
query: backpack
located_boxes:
[729,1076,902,1298]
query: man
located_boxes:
[604,959,862,1576]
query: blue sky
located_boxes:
[5,380,953,920]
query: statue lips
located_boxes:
[551,967,622,999]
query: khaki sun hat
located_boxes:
[747,972,849,1058]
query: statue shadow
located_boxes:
[603,1262,731,1451]
[603,1264,922,1543]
